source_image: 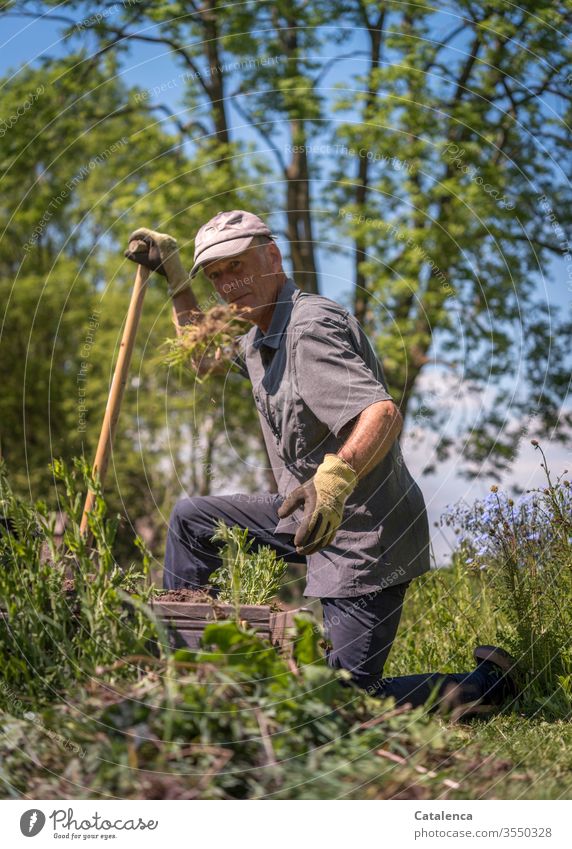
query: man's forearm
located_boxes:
[337,400,403,480]
[171,288,202,337]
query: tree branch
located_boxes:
[231,98,288,173]
[312,50,370,87]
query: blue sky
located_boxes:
[2,7,570,564]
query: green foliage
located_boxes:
[0,51,265,560]
[0,459,158,702]
[0,618,445,799]
[331,1,572,470]
[1,3,570,546]
[292,612,324,667]
[1,7,571,797]
[209,520,288,606]
[471,453,572,718]
[387,556,500,679]
[0,459,443,801]
[391,454,572,720]
[393,559,572,722]
[0,463,571,798]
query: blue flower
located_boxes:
[439,479,568,568]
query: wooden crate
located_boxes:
[151,600,303,652]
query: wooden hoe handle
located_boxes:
[80,263,150,537]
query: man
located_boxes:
[126,210,517,715]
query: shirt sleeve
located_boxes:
[293,315,394,437]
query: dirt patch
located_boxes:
[153,588,217,603]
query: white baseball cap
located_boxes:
[190,210,276,278]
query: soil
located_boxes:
[59,582,284,610]
[153,589,217,603]
[61,580,213,602]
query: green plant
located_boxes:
[440,445,572,718]
[3,458,572,799]
[209,520,288,606]
[0,458,159,703]
[0,619,447,800]
[387,555,500,679]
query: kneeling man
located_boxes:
[126,210,517,716]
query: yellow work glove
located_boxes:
[277,454,358,555]
[125,227,191,298]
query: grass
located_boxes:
[0,451,570,799]
[383,564,572,800]
[382,452,572,799]
[0,459,159,703]
[447,716,572,799]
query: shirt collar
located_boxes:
[252,278,298,350]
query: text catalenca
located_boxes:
[415,812,473,820]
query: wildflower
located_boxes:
[490,485,498,493]
[439,474,568,570]
[531,439,539,446]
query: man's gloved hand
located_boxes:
[277,454,358,555]
[125,227,190,298]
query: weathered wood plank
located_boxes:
[150,601,271,622]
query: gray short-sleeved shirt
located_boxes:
[235,278,430,598]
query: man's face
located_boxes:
[203,240,283,327]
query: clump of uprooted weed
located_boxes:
[0,458,159,703]
[209,520,288,606]
[163,303,250,379]
[440,443,572,718]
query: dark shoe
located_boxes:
[474,644,519,698]
[437,645,519,721]
[437,680,498,720]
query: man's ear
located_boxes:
[267,241,283,272]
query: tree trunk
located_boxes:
[200,0,230,145]
[279,12,319,293]
[286,123,319,293]
[353,12,385,325]
[198,417,216,496]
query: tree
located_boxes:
[332,0,572,473]
[0,54,263,561]
[14,0,323,290]
[4,0,572,480]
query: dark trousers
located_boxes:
[165,493,510,710]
